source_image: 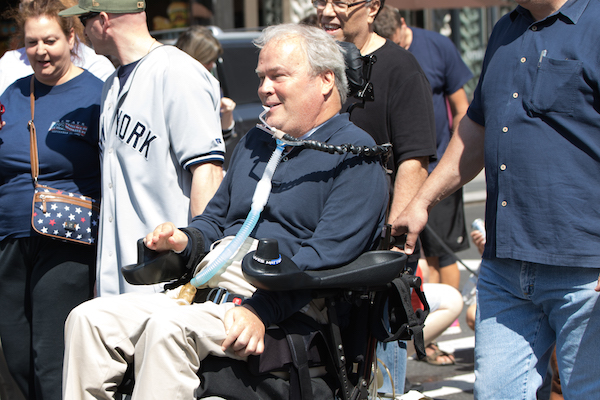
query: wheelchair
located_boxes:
[119,237,429,400]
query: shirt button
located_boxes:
[500,164,507,171]
[108,148,114,154]
[513,92,519,99]
[109,216,113,223]
[108,183,113,189]
[282,156,289,162]
[531,25,538,31]
[502,127,509,133]
[501,201,507,207]
[521,57,526,63]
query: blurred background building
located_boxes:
[1,0,515,97]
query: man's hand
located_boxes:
[595,273,600,292]
[221,305,265,357]
[143,222,188,252]
[390,198,429,255]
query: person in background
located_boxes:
[411,259,463,366]
[0,1,103,398]
[59,0,225,296]
[0,0,114,95]
[374,5,472,292]
[393,0,600,398]
[175,26,237,143]
[315,0,436,394]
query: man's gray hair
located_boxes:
[254,23,349,104]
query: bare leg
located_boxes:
[407,283,463,360]
[466,303,477,331]
[426,256,461,290]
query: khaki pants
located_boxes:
[63,237,258,400]
[63,237,326,400]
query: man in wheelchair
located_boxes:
[62,24,391,400]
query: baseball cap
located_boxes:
[59,0,146,16]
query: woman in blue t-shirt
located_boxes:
[0,1,103,399]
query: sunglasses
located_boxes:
[79,12,100,27]
[312,0,370,12]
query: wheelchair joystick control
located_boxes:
[252,239,282,266]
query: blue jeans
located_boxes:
[377,341,406,395]
[474,258,600,399]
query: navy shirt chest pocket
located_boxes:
[524,57,583,115]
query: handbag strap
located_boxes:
[28,76,40,184]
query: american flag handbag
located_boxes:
[28,77,100,245]
[32,185,100,245]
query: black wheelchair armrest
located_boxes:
[242,239,407,291]
[121,239,187,285]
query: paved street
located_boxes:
[403,172,486,400]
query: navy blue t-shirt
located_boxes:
[190,114,388,326]
[0,71,103,241]
[408,27,472,172]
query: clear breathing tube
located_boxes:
[190,139,286,287]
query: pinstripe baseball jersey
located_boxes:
[97,45,225,296]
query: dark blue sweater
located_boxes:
[189,113,388,326]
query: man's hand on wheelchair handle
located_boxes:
[222,305,265,357]
[143,222,189,253]
[390,198,429,255]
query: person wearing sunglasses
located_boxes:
[315,0,436,395]
[59,0,226,297]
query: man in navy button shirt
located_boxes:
[392,0,600,398]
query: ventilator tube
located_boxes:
[190,141,285,287]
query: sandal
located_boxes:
[421,343,455,366]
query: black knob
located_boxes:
[253,238,282,265]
